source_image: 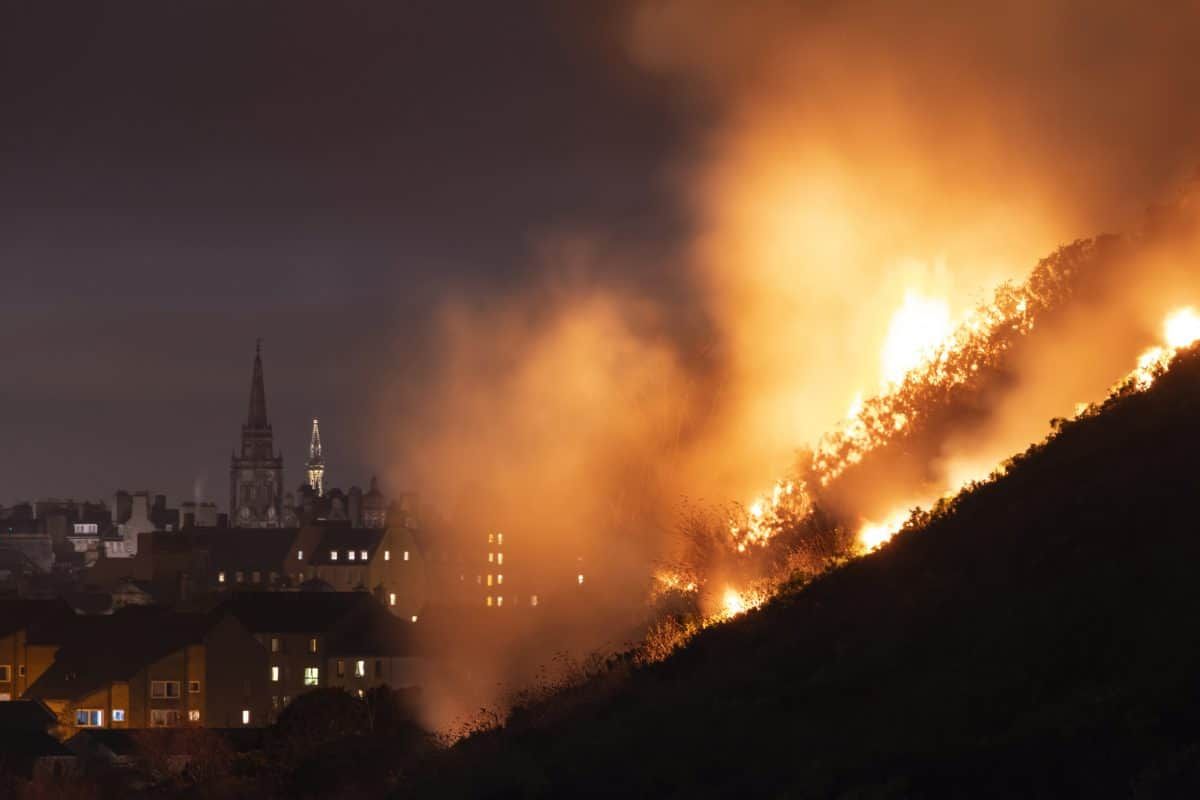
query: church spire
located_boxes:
[307,418,325,496]
[247,338,269,428]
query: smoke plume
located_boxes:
[382,1,1200,727]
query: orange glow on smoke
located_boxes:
[858,508,911,551]
[720,585,766,619]
[880,290,953,386]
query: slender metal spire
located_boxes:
[247,339,269,428]
[309,419,323,460]
[307,418,325,495]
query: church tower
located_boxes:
[306,418,325,496]
[230,341,285,527]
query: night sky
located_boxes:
[0,1,687,506]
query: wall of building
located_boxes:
[205,615,269,728]
[324,655,428,694]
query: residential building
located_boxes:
[24,606,269,731]
[223,592,410,721]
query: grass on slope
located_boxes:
[405,346,1200,799]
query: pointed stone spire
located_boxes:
[247,339,269,428]
[306,418,325,496]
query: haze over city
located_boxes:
[4,1,1200,797]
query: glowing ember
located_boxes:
[654,570,698,595]
[720,586,765,619]
[1164,307,1200,349]
[1128,307,1200,391]
[880,290,953,386]
[729,480,806,552]
[858,509,911,551]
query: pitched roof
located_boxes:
[325,601,418,657]
[0,597,75,639]
[221,590,377,634]
[202,529,299,571]
[0,700,57,733]
[24,606,223,701]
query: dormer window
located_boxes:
[297,550,303,560]
[360,550,367,560]
[348,551,356,561]
[330,551,338,561]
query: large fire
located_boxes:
[1129,307,1200,391]
[881,290,953,386]
[716,293,1200,607]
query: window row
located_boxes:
[150,680,201,698]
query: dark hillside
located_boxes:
[406,345,1200,798]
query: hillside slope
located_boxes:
[407,347,1200,799]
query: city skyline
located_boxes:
[0,339,382,509]
[0,2,683,506]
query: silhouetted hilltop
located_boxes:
[405,345,1200,798]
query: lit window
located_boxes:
[486,596,493,607]
[354,660,365,678]
[188,680,200,694]
[488,533,494,544]
[403,550,410,561]
[578,574,584,585]
[384,550,390,561]
[112,709,125,722]
[331,551,338,561]
[271,666,280,682]
[188,709,200,722]
[241,709,250,725]
[497,533,504,546]
[303,667,319,686]
[297,550,304,560]
[497,553,503,565]
[486,574,493,587]
[497,574,503,585]
[488,553,494,563]
[497,596,504,607]
[75,709,103,727]
[531,595,539,606]
[218,572,226,584]
[360,550,367,560]
[389,593,396,606]
[410,615,418,623]
[308,638,318,654]
[348,551,356,561]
